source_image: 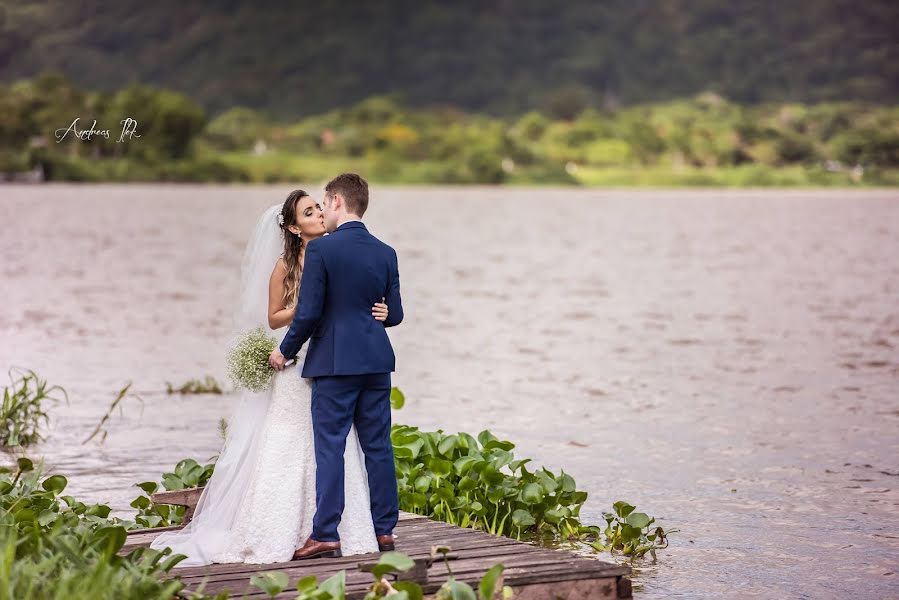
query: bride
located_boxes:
[150,190,387,565]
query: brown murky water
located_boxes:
[2,185,898,598]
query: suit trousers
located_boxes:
[310,373,399,541]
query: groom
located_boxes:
[269,173,403,560]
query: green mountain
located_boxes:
[1,0,897,117]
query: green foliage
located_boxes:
[390,387,406,410]
[391,425,596,545]
[0,459,195,599]
[130,458,216,529]
[166,376,224,395]
[1,72,896,185]
[1,369,67,448]
[1,2,896,115]
[82,383,140,446]
[588,501,676,561]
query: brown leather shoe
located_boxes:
[292,537,342,560]
[377,534,395,552]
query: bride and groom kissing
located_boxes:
[151,173,404,565]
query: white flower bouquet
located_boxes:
[227,327,278,392]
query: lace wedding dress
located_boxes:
[150,205,378,566]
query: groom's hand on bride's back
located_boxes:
[372,297,389,322]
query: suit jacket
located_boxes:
[280,221,403,377]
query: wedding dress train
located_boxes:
[150,344,379,566]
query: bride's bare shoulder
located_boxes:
[270,255,287,279]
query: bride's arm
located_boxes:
[267,258,295,329]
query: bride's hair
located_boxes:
[279,189,309,307]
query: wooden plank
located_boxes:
[149,488,201,506]
[124,509,631,600]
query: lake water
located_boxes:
[2,185,897,598]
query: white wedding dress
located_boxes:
[150,205,378,566]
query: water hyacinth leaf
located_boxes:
[319,570,346,599]
[521,483,544,504]
[511,509,535,529]
[613,501,635,518]
[398,439,425,460]
[131,496,150,509]
[453,455,480,475]
[479,465,504,486]
[483,439,515,452]
[41,474,67,494]
[436,486,455,503]
[17,457,34,472]
[390,387,406,410]
[296,575,319,593]
[559,471,577,493]
[479,564,505,600]
[162,474,184,490]
[487,449,513,469]
[508,458,531,473]
[136,481,159,495]
[458,432,479,451]
[372,551,416,579]
[620,523,642,542]
[250,571,289,596]
[438,434,458,456]
[143,514,163,528]
[92,525,127,555]
[544,508,565,525]
[487,486,504,504]
[393,581,424,600]
[536,469,559,494]
[414,475,432,493]
[37,509,57,526]
[86,504,112,518]
[625,512,652,529]
[429,458,453,478]
[440,579,477,600]
[458,475,479,493]
[477,430,497,448]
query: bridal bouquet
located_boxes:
[227,327,278,392]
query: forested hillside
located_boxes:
[1,0,896,117]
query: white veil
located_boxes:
[150,204,288,566]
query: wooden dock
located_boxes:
[125,512,632,599]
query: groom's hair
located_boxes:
[325,173,369,217]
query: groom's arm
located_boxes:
[383,248,403,327]
[280,241,327,359]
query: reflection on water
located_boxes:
[2,185,898,598]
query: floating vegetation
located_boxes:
[165,376,224,395]
[1,369,68,448]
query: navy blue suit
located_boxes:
[280,221,402,541]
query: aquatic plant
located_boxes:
[131,458,216,529]
[0,369,67,447]
[83,382,141,445]
[136,386,672,560]
[589,501,675,561]
[0,457,196,600]
[166,376,224,395]
[391,424,595,544]
[245,549,510,600]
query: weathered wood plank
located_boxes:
[125,510,631,599]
